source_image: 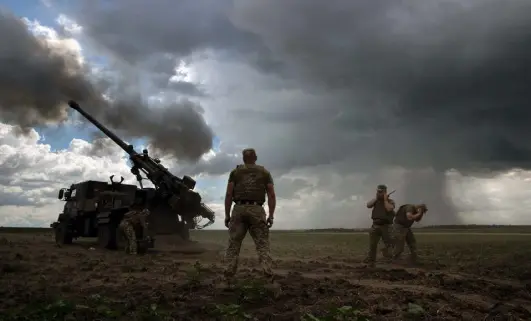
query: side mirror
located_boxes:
[58,189,64,200]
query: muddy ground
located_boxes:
[1,230,531,320]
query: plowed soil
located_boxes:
[1,230,531,320]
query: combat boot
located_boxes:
[362,258,375,268]
[381,248,393,262]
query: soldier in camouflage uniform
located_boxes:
[223,148,276,279]
[392,203,427,263]
[364,184,396,267]
[119,204,150,255]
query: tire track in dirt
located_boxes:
[271,260,531,310]
[272,268,531,318]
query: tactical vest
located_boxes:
[371,199,394,224]
[394,204,416,228]
[232,164,270,203]
[123,210,147,226]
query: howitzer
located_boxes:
[67,100,215,236]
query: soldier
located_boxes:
[392,203,427,264]
[119,203,150,255]
[364,184,396,267]
[223,148,276,280]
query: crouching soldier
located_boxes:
[392,203,428,264]
[119,204,150,255]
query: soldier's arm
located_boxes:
[415,209,425,222]
[384,198,395,212]
[224,170,236,219]
[405,206,422,220]
[141,210,150,228]
[366,198,377,208]
[265,170,276,218]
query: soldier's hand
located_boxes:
[266,216,274,228]
[224,217,230,228]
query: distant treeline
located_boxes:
[0,227,51,233]
[303,225,531,233]
[2,225,531,234]
[420,225,531,229]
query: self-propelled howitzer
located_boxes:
[67,100,215,239]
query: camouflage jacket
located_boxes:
[122,209,150,228]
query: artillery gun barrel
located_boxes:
[67,100,135,155]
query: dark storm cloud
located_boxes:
[228,0,531,171]
[73,0,266,65]
[227,0,531,224]
[0,10,213,161]
[64,0,531,225]
[167,81,207,97]
[69,0,531,169]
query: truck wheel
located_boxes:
[55,221,73,244]
[177,222,190,241]
[97,224,117,249]
[137,241,148,254]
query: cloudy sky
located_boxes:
[1,0,531,229]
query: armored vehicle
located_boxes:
[50,100,215,250]
[51,175,155,251]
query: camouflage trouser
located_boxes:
[365,223,393,263]
[119,221,137,255]
[224,204,272,277]
[392,224,417,261]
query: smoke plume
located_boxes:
[0,10,213,161]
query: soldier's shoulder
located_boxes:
[232,164,246,172]
[256,164,270,174]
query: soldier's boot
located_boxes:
[408,253,419,266]
[364,238,377,264]
[408,241,419,265]
[381,247,393,262]
[363,253,376,267]
[362,256,376,267]
[223,257,238,280]
[129,240,138,255]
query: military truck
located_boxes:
[50,175,155,252]
[50,100,216,251]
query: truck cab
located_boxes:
[50,176,154,251]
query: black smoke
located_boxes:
[0,10,213,161]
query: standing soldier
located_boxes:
[223,148,276,280]
[119,202,150,255]
[364,184,395,267]
[392,203,427,264]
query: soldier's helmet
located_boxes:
[242,148,256,156]
[416,203,428,212]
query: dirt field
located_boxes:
[1,229,531,320]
